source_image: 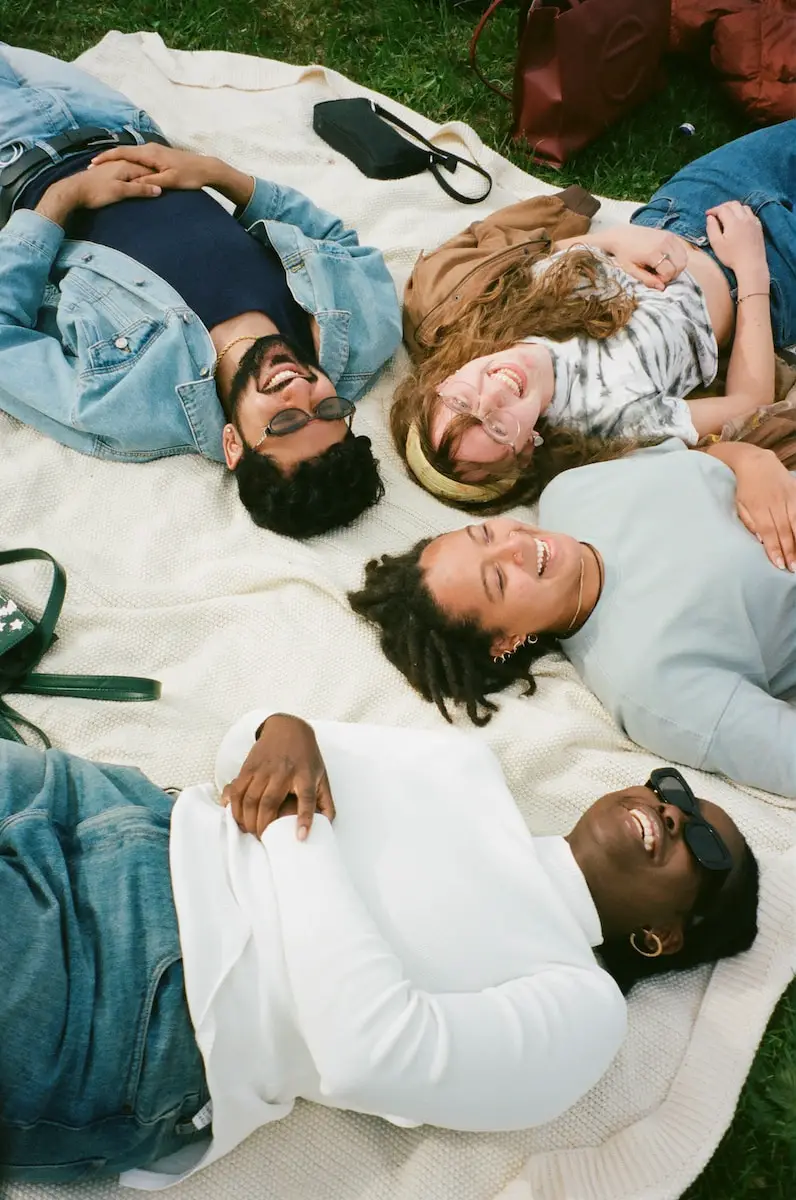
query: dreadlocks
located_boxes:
[348,538,555,724]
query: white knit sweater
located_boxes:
[128,712,626,1187]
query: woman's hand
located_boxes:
[706,202,769,289]
[595,226,688,290]
[705,442,796,571]
[221,713,335,839]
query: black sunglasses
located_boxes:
[646,767,733,877]
[254,395,355,445]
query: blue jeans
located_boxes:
[0,43,162,168]
[0,742,209,1182]
[631,120,796,349]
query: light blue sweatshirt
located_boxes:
[538,440,796,797]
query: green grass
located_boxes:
[1,1,795,1194]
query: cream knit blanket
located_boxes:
[5,31,795,1200]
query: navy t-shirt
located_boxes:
[21,153,314,357]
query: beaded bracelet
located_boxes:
[737,291,770,304]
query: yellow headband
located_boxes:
[404,423,515,504]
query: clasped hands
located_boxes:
[37,143,254,222]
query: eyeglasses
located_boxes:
[253,395,355,447]
[436,379,522,450]
[646,768,734,880]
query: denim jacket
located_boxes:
[0,177,401,462]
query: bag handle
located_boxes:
[0,697,51,747]
[470,0,514,100]
[470,0,578,100]
[0,547,66,661]
[0,546,161,746]
[372,102,492,205]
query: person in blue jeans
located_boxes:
[394,120,796,515]
[0,711,759,1185]
[0,45,402,538]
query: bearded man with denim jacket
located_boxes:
[0,45,402,538]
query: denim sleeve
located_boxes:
[235,177,360,248]
[0,210,82,427]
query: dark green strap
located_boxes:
[0,548,161,747]
[19,673,161,702]
[0,547,65,658]
[0,697,51,748]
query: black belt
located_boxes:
[0,125,170,228]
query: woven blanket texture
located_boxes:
[4,30,795,1200]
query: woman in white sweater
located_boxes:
[2,711,758,1186]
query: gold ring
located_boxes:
[654,252,671,269]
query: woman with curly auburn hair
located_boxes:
[394,121,796,513]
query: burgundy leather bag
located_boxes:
[470,0,671,168]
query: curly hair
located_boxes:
[600,842,760,995]
[392,246,642,512]
[348,537,548,724]
[235,431,384,538]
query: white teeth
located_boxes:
[534,538,548,577]
[630,808,656,855]
[265,368,300,390]
[490,367,522,396]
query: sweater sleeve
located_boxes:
[263,816,627,1132]
[702,679,796,799]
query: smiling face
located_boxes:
[567,785,747,943]
[430,343,555,477]
[222,335,349,473]
[420,517,585,650]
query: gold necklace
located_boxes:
[213,334,259,374]
[564,553,586,634]
[564,542,604,635]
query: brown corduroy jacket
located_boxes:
[402,185,601,360]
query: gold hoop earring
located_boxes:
[629,930,664,959]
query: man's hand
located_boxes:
[89,143,255,208]
[89,143,216,192]
[221,713,335,839]
[705,441,796,571]
[35,160,162,226]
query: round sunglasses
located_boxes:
[253,395,355,447]
[646,767,733,876]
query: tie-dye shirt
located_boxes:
[526,249,718,444]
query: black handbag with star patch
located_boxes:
[0,548,161,746]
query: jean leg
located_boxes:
[0,743,208,1182]
[0,44,163,165]
[631,121,796,347]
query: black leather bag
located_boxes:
[0,548,161,746]
[313,98,492,204]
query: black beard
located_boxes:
[226,333,319,421]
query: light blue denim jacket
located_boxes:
[0,179,402,462]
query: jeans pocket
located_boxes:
[631,194,709,248]
[126,955,206,1126]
